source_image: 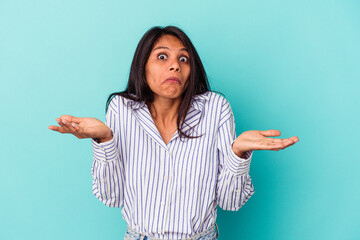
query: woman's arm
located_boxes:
[216,109,255,211]
[216,99,299,211]
[91,96,125,208]
[48,96,125,208]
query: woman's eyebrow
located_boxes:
[153,46,188,52]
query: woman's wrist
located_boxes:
[231,142,247,158]
[96,129,113,143]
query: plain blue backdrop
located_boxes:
[1,0,359,239]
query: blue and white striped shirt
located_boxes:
[91,91,255,239]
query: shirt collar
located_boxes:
[191,92,210,112]
[122,94,145,110]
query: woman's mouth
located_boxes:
[165,77,181,84]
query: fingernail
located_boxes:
[62,120,66,124]
[71,123,75,127]
[56,120,60,124]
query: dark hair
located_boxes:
[106,26,211,140]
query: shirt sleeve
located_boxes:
[216,99,255,211]
[91,96,125,208]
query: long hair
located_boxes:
[106,26,211,140]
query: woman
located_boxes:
[48,26,298,240]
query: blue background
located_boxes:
[1,0,359,239]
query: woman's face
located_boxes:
[145,34,190,101]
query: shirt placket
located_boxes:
[161,143,176,236]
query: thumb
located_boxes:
[259,129,281,137]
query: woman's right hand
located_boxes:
[48,115,113,142]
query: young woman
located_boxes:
[48,26,299,240]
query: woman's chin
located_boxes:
[155,87,184,99]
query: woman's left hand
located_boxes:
[232,129,299,158]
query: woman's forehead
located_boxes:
[152,35,187,51]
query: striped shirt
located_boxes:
[91,91,255,239]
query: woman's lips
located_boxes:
[165,77,181,84]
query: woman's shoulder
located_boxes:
[108,93,145,110]
[193,91,229,107]
[191,91,232,119]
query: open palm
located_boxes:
[232,129,299,156]
[48,115,112,140]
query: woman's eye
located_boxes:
[158,54,167,60]
[179,56,188,62]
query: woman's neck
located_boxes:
[147,96,182,125]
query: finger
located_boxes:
[63,120,79,135]
[285,137,299,145]
[284,139,297,148]
[57,118,72,132]
[258,142,285,150]
[280,138,298,149]
[290,136,299,142]
[267,138,283,143]
[72,122,81,133]
[266,144,284,151]
[65,121,77,133]
[268,136,299,145]
[70,116,82,124]
[280,136,299,143]
[265,137,298,151]
[260,129,281,137]
[48,125,65,133]
[59,115,75,122]
[59,115,82,124]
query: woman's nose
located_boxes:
[169,59,180,72]
[169,66,180,72]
